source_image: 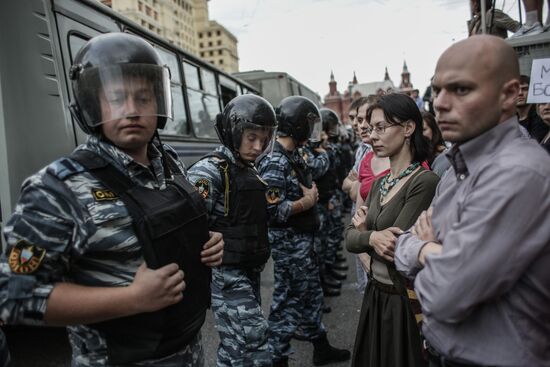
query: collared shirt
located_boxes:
[353,142,371,172]
[0,135,190,366]
[395,117,550,366]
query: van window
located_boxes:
[183,62,220,138]
[154,46,188,135]
[68,34,89,60]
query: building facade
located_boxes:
[99,0,239,72]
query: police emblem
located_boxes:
[92,188,119,201]
[195,178,210,199]
[8,241,46,274]
[266,187,280,204]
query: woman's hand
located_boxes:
[352,205,368,231]
[369,227,403,262]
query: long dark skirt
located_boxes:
[351,278,427,367]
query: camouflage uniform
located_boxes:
[325,143,344,268]
[299,146,329,259]
[188,146,271,367]
[257,145,326,363]
[0,136,204,367]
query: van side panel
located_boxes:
[0,0,77,228]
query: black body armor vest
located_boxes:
[269,142,320,232]
[205,151,270,268]
[71,149,211,365]
[315,147,339,204]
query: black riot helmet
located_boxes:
[69,33,172,135]
[276,96,321,143]
[215,94,278,156]
[320,108,340,138]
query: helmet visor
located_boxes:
[74,64,172,127]
[232,121,278,159]
[309,115,322,143]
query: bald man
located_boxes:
[395,35,550,367]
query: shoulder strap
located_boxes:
[70,150,134,194]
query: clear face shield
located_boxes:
[308,113,323,144]
[233,121,278,161]
[74,64,173,127]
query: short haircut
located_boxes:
[519,75,530,85]
[349,97,369,112]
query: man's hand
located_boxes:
[300,183,319,209]
[201,231,224,267]
[129,262,185,313]
[413,207,437,242]
[369,227,404,262]
[352,205,368,231]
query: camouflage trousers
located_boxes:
[69,329,204,366]
[267,229,326,362]
[326,191,344,266]
[211,266,271,367]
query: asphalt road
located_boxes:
[4,228,363,367]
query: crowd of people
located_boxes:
[0,30,548,367]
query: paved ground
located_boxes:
[5,226,364,367]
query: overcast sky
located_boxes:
[208,0,525,100]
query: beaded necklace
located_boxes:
[379,162,420,203]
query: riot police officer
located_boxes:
[0,33,223,366]
[257,96,350,367]
[317,109,348,295]
[188,94,277,367]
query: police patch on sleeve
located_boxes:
[92,188,119,201]
[194,178,210,199]
[8,241,46,274]
[266,187,281,204]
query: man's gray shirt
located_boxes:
[395,117,550,366]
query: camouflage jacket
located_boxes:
[0,135,187,366]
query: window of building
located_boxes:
[208,41,212,47]
[154,11,158,20]
[198,32,203,38]
[218,50,222,55]
[219,59,224,65]
[145,6,152,16]
[216,30,221,36]
[199,42,203,48]
[207,32,212,37]
[217,40,221,46]
[200,52,205,57]
[209,51,213,56]
[138,1,143,11]
[148,24,154,31]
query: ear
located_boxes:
[403,120,416,138]
[500,79,520,114]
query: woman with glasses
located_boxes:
[345,93,439,367]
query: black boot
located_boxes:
[322,304,332,313]
[331,261,349,271]
[312,335,351,366]
[322,274,342,289]
[273,357,289,367]
[322,286,340,297]
[327,266,347,281]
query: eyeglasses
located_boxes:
[365,123,401,135]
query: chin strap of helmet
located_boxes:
[153,129,174,181]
